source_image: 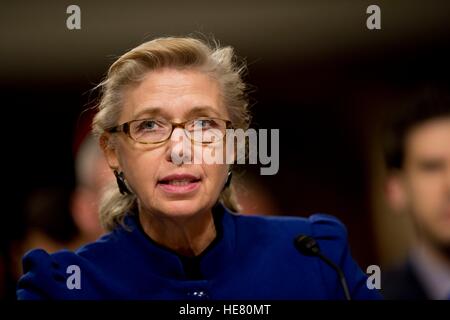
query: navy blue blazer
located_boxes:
[381,258,429,300]
[17,204,381,300]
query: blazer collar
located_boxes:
[117,203,237,280]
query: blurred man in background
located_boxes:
[381,90,450,299]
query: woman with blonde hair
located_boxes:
[17,36,380,300]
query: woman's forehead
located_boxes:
[120,68,228,121]
[132,68,220,102]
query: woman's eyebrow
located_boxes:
[185,106,222,118]
[132,107,167,119]
[133,105,223,120]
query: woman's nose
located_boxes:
[165,127,193,165]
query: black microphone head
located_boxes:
[294,235,320,256]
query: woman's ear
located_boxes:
[384,171,407,214]
[99,133,120,170]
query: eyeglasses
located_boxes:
[107,117,233,144]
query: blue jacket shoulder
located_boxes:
[232,212,381,300]
[16,232,118,300]
[232,212,348,246]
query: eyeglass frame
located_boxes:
[106,117,234,145]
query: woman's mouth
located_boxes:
[157,174,201,194]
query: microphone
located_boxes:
[294,235,352,300]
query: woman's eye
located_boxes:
[137,120,158,131]
[194,119,214,129]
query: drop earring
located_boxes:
[114,170,131,195]
[224,170,232,189]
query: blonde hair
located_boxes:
[92,36,251,231]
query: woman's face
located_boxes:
[104,68,230,219]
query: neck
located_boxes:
[138,207,217,257]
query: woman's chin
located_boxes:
[155,199,206,218]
